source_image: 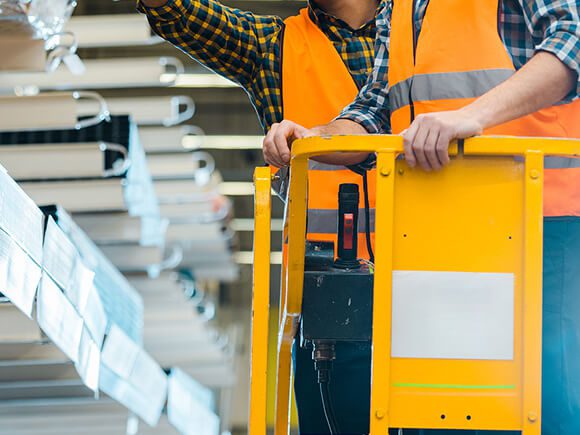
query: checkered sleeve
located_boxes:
[137,0,284,88]
[520,0,579,100]
[337,3,392,134]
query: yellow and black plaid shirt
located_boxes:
[138,0,382,132]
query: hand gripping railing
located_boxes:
[250,135,580,435]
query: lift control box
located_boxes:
[300,182,374,345]
[301,263,373,342]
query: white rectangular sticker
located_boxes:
[392,271,514,360]
[37,273,83,363]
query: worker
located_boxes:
[137,1,384,433]
[263,0,579,434]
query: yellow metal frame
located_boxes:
[250,135,580,435]
[249,167,272,435]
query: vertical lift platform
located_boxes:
[249,135,580,435]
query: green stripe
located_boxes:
[394,382,516,390]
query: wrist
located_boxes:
[458,104,489,131]
[311,119,367,137]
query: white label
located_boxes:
[391,271,515,360]
[168,369,219,435]
[0,230,41,317]
[75,327,100,392]
[37,274,83,363]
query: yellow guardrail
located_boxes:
[250,135,580,435]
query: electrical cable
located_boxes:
[319,382,339,434]
[362,171,375,264]
[312,341,340,434]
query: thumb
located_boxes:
[288,124,310,144]
[294,125,314,140]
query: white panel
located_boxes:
[80,283,107,349]
[0,37,46,72]
[139,126,189,153]
[77,96,194,127]
[182,135,262,150]
[36,274,83,363]
[75,327,100,392]
[100,325,167,427]
[0,93,76,130]
[0,163,44,264]
[0,229,41,317]
[0,143,106,179]
[66,14,161,48]
[0,57,181,91]
[167,368,219,435]
[391,271,514,360]
[19,179,126,213]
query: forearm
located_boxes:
[310,119,368,136]
[310,119,370,166]
[463,51,577,129]
[137,0,281,86]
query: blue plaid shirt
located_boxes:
[339,0,580,133]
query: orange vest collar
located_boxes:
[282,8,359,128]
[281,9,376,258]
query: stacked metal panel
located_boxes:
[0,169,219,434]
[0,5,236,434]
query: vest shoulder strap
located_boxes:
[282,9,358,128]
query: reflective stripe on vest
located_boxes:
[390,69,514,113]
[388,0,580,216]
[308,161,346,171]
[307,208,376,234]
[545,157,580,169]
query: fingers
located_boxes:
[262,120,305,168]
[402,123,419,168]
[412,125,432,171]
[403,114,453,171]
[424,128,443,171]
[294,124,310,139]
[435,130,451,166]
[263,123,284,168]
[273,125,292,166]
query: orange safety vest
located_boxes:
[389,0,580,217]
[282,8,376,258]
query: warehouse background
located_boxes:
[0,1,304,434]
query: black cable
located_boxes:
[312,341,340,434]
[362,171,375,264]
[319,382,339,434]
[326,384,340,432]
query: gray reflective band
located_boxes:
[545,156,580,169]
[308,161,346,171]
[307,208,375,234]
[390,69,514,113]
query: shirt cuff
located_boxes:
[136,0,186,22]
[336,110,385,134]
[536,31,580,101]
[346,153,377,175]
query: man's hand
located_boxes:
[263,119,370,167]
[402,52,577,172]
[402,108,483,171]
[262,120,311,168]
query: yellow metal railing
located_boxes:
[249,167,271,435]
[250,135,580,435]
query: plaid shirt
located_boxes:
[340,0,580,134]
[138,0,382,132]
